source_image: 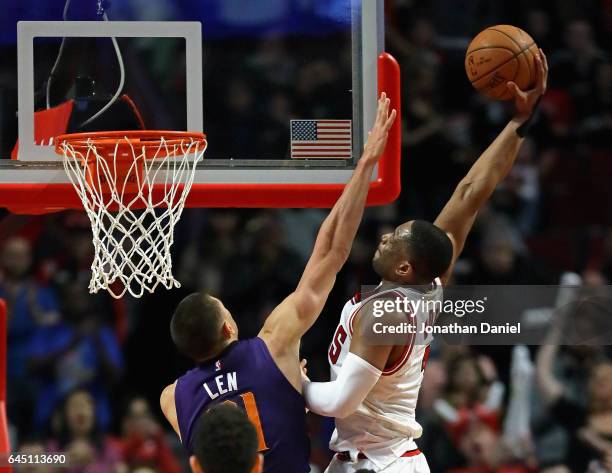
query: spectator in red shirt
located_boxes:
[47,389,125,473]
[117,397,182,473]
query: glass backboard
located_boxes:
[0,0,400,212]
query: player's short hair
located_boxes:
[355,470,376,473]
[171,292,223,361]
[192,404,258,473]
[401,220,453,282]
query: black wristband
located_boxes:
[516,96,542,138]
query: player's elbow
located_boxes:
[455,178,491,212]
[293,289,326,322]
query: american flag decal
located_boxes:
[290,119,352,159]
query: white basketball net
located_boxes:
[60,136,206,299]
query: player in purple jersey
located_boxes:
[160,94,397,473]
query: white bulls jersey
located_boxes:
[326,279,443,470]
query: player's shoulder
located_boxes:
[160,380,177,410]
[393,278,444,301]
[347,284,398,310]
[347,285,379,305]
[183,340,257,375]
[218,337,274,370]
[223,338,265,359]
[352,287,411,333]
[243,336,269,352]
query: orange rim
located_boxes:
[55,130,207,155]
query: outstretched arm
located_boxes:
[304,52,550,418]
[434,50,548,284]
[259,94,397,352]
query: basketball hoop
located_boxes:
[55,130,207,299]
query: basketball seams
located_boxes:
[467,28,535,84]
[467,45,516,54]
[466,29,534,83]
[494,59,518,99]
[472,55,525,99]
[488,27,529,51]
[522,47,533,86]
[467,52,513,84]
[489,27,536,73]
[468,48,532,84]
[466,25,538,100]
[506,56,520,98]
[524,44,539,86]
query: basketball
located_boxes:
[465,25,539,100]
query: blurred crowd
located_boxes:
[1,0,612,472]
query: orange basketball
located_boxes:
[465,25,539,100]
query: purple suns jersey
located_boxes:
[174,337,310,473]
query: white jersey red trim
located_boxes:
[326,279,443,470]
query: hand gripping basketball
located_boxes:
[508,48,548,125]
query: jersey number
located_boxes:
[223,392,269,452]
[329,325,348,365]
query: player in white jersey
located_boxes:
[303,50,549,473]
[325,282,443,470]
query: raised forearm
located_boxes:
[434,51,546,283]
[313,93,395,262]
[316,158,376,259]
[264,159,379,348]
[434,120,526,273]
[459,119,524,211]
[288,95,394,322]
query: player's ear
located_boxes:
[252,454,264,473]
[396,260,411,278]
[221,320,235,339]
[189,456,204,473]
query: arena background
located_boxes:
[0,0,612,472]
